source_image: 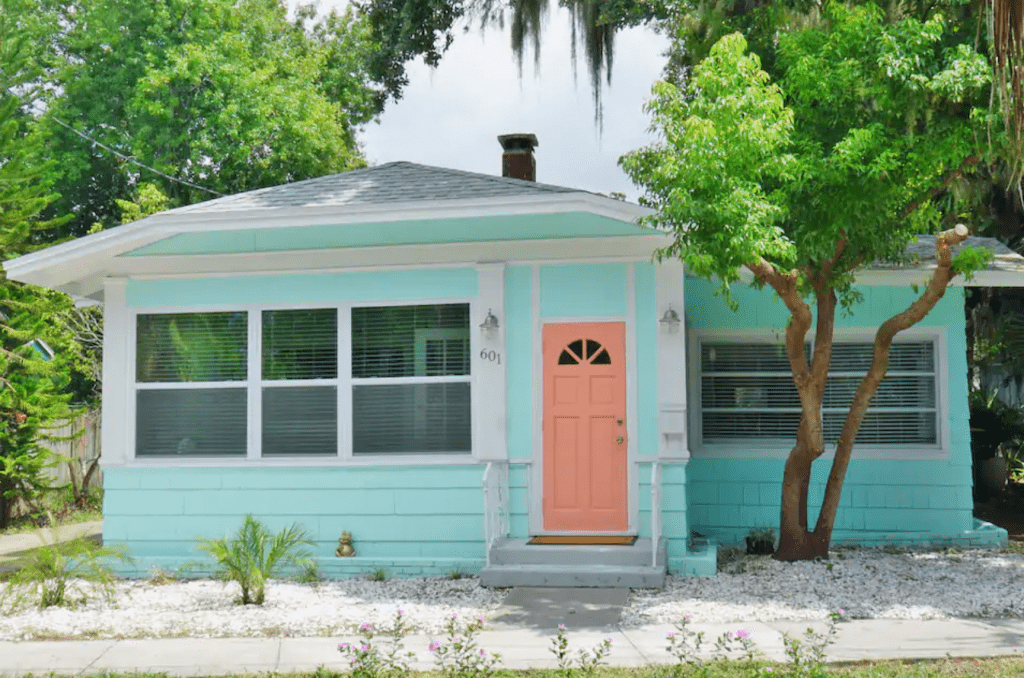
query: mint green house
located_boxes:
[5,136,1016,586]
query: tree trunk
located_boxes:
[770,224,971,560]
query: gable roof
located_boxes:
[172,162,581,216]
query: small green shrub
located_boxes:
[194,514,314,605]
[295,561,322,585]
[0,532,132,611]
[447,566,467,580]
[367,567,389,582]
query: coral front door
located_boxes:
[542,322,628,532]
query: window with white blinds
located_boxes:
[261,309,338,456]
[698,336,939,448]
[351,304,471,455]
[135,312,248,457]
[134,303,473,460]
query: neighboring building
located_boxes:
[5,135,1017,586]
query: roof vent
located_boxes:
[498,133,539,182]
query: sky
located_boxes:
[313,2,670,202]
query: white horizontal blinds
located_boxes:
[261,309,338,456]
[351,304,471,455]
[136,388,247,456]
[262,309,338,380]
[699,338,938,446]
[822,341,937,445]
[136,312,247,382]
[701,342,805,441]
[135,312,248,457]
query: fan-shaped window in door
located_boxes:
[558,338,612,366]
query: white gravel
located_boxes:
[2,547,1022,640]
[623,546,1024,625]
[0,577,505,641]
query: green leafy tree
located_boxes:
[621,6,994,559]
[0,1,78,528]
[38,0,378,238]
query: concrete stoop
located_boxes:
[480,537,668,588]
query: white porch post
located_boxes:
[101,278,131,467]
[475,263,508,461]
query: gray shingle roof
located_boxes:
[894,235,1024,273]
[173,161,581,215]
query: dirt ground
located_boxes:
[974,480,1024,542]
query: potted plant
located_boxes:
[745,527,776,556]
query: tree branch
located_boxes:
[814,223,971,537]
[746,256,813,383]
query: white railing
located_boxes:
[650,460,662,567]
[482,461,510,567]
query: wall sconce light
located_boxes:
[479,309,500,335]
[659,305,681,333]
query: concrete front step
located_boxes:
[481,537,668,588]
[480,563,666,588]
[488,537,665,567]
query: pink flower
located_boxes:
[397,609,404,616]
[684,615,691,622]
[837,608,844,615]
[338,643,349,650]
[360,622,374,631]
[558,624,567,631]
[666,632,675,639]
[360,644,371,652]
[605,638,613,644]
[736,629,750,640]
[451,612,458,619]
[479,650,486,657]
[429,641,442,652]
[477,615,485,624]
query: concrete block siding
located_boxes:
[104,466,487,577]
[687,458,974,545]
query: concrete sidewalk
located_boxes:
[0,618,1023,676]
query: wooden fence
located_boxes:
[11,410,102,520]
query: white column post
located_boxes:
[474,263,508,461]
[101,278,131,467]
[655,259,688,459]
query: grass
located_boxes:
[26,658,1024,678]
[0,487,103,537]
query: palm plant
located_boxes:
[0,529,132,611]
[195,514,315,605]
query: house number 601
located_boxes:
[480,349,502,364]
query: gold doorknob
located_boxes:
[616,435,624,445]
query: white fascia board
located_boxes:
[60,234,674,301]
[111,234,673,279]
[3,193,655,289]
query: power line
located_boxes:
[50,117,226,197]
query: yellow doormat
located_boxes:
[527,535,637,545]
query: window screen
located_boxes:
[137,312,247,382]
[351,304,471,455]
[699,338,938,446]
[136,312,248,457]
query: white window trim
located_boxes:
[127,297,479,466]
[686,326,950,461]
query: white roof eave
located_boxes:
[3,192,655,289]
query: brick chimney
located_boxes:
[498,133,539,182]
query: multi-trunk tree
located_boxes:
[621,5,996,559]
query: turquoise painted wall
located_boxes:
[104,466,486,577]
[684,278,974,545]
[127,268,478,308]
